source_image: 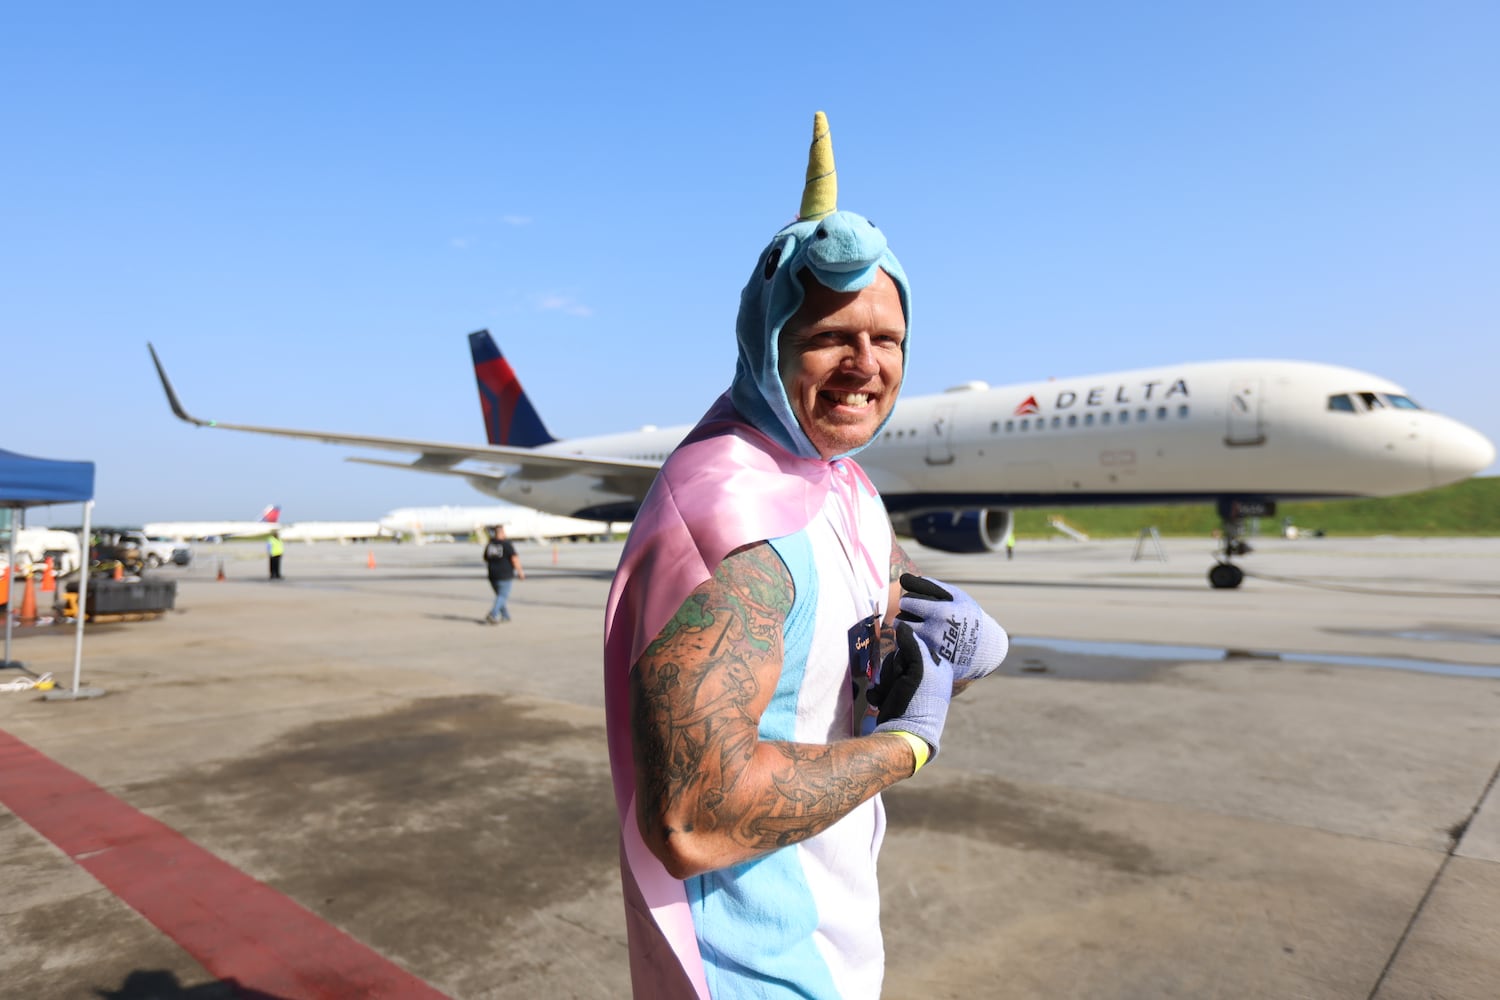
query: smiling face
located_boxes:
[777,268,906,460]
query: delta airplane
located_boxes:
[145,505,285,542]
[144,502,611,547]
[149,332,1494,588]
[377,505,622,544]
[145,506,388,543]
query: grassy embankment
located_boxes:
[1013,475,1500,538]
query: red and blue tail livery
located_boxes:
[468,330,556,447]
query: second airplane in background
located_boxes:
[150,332,1494,588]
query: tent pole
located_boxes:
[3,507,16,666]
[71,501,92,692]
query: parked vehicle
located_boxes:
[88,529,146,575]
[3,528,82,576]
[80,528,192,573]
[126,531,193,568]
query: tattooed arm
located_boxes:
[630,541,918,879]
[887,531,921,632]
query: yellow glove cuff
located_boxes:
[890,730,931,775]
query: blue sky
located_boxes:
[5,2,1496,525]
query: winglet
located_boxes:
[148,343,212,427]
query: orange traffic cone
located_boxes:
[112,562,124,581]
[18,573,38,623]
[366,550,377,570]
[216,560,226,582]
[41,557,56,593]
[0,568,10,607]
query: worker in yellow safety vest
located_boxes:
[266,530,284,580]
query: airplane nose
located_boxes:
[1430,421,1496,487]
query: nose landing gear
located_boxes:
[1209,560,1244,589]
[1210,498,1274,589]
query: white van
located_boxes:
[4,528,82,576]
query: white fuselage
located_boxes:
[278,521,386,542]
[143,519,281,541]
[144,518,385,542]
[378,505,620,541]
[474,360,1494,519]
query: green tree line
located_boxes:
[1012,476,1499,538]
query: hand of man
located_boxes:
[895,573,1009,684]
[869,622,954,757]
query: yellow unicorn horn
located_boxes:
[798,111,837,221]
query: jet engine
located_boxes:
[904,509,1014,554]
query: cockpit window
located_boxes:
[1328,394,1356,412]
[1330,392,1423,413]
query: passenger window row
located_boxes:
[985,404,1191,435]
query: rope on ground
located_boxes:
[0,672,55,692]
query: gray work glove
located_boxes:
[896,574,1009,684]
[869,622,954,757]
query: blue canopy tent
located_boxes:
[0,448,94,508]
[2,448,96,694]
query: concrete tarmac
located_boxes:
[2,535,1498,999]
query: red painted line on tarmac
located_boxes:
[0,729,450,999]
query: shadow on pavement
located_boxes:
[94,969,294,999]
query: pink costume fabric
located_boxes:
[603,392,879,997]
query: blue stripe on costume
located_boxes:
[761,532,817,742]
[685,532,839,999]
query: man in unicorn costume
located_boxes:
[604,113,1010,998]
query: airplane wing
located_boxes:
[148,344,662,486]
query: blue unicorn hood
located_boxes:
[731,112,912,461]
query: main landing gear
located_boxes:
[1209,498,1275,590]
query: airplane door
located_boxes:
[1226,379,1266,446]
[926,405,955,465]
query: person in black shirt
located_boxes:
[483,525,524,623]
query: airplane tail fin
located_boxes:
[469,330,557,447]
[260,505,282,524]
